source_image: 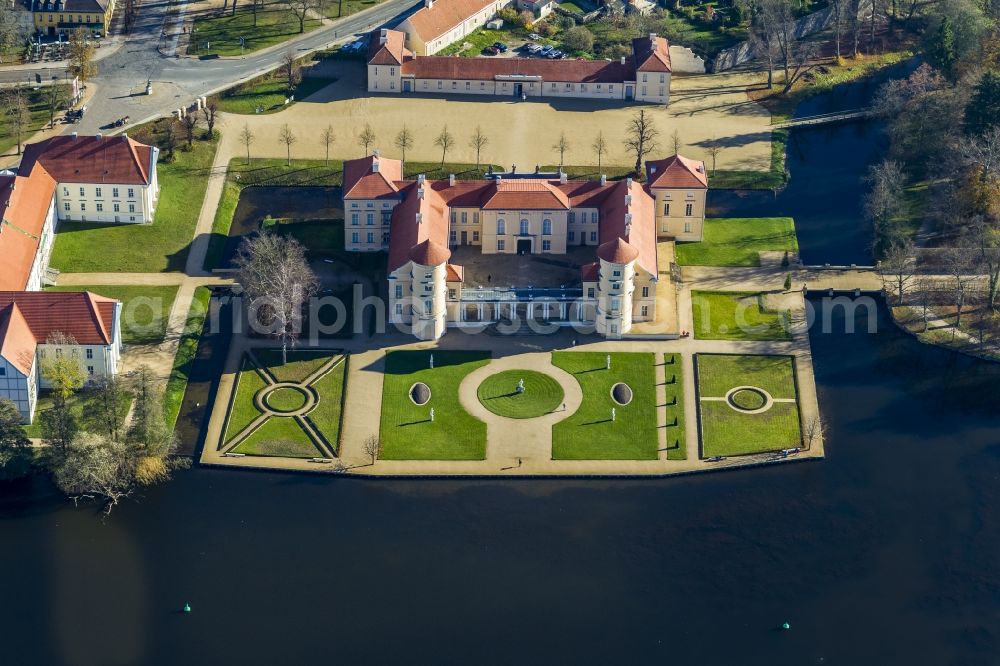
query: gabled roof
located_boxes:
[0,167,57,291]
[580,262,599,282]
[0,291,118,348]
[387,182,450,272]
[404,0,499,41]
[645,154,707,189]
[368,29,412,65]
[480,179,569,210]
[596,179,657,276]
[632,34,671,73]
[0,303,37,376]
[342,153,404,200]
[402,55,635,84]
[19,135,154,186]
[445,264,464,282]
[31,0,109,13]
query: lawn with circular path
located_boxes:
[265,386,309,413]
[476,370,564,419]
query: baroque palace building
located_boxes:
[341,153,707,340]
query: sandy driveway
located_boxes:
[218,63,773,172]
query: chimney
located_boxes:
[373,148,380,158]
[625,213,632,226]
[380,28,388,45]
[650,165,657,174]
[96,132,102,140]
[620,56,626,66]
[626,177,633,189]
[559,170,567,184]
[625,221,631,237]
[600,174,607,186]
[495,174,502,181]
[71,132,78,139]
[649,32,657,43]
[418,187,425,199]
[417,173,426,185]
[416,212,423,224]
[697,164,706,174]
[424,0,433,7]
[372,160,380,173]
[625,194,632,206]
[448,173,455,186]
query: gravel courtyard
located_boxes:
[218,62,773,172]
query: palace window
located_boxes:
[684,222,691,233]
[568,231,575,242]
[113,188,119,197]
[496,219,505,235]
[542,219,551,235]
[590,231,597,242]
[367,232,374,243]
[542,240,551,251]
[642,286,649,298]
[519,219,529,235]
[351,232,359,243]
[366,212,374,225]
[79,187,85,196]
[114,203,120,212]
[95,187,102,197]
[473,231,480,242]
[461,211,467,224]
[641,305,649,317]
[663,203,670,215]
[351,213,359,225]
[497,239,505,251]
[128,188,135,198]
[395,285,403,299]
[568,211,575,224]
[86,349,93,359]
[96,203,103,212]
[685,203,693,216]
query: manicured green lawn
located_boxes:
[477,369,564,419]
[675,218,798,267]
[379,350,489,460]
[224,349,347,455]
[164,287,213,431]
[696,354,802,457]
[45,285,179,345]
[691,291,792,341]
[187,6,321,57]
[551,352,658,460]
[50,126,219,273]
[321,0,386,20]
[216,76,337,115]
[231,418,322,458]
[696,354,797,399]
[662,353,686,461]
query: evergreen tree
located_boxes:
[965,70,1000,136]
[927,17,957,76]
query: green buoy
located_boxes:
[183,603,191,613]
[782,622,790,630]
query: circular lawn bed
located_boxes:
[476,369,564,419]
[728,387,767,411]
[264,386,310,414]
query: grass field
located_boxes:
[224,349,346,456]
[164,287,212,431]
[476,369,564,419]
[0,85,72,157]
[696,354,801,457]
[216,76,337,115]
[551,352,658,460]
[45,285,179,345]
[692,291,792,341]
[379,350,489,460]
[187,6,321,57]
[50,123,219,273]
[675,218,798,267]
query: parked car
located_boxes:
[526,43,542,54]
[547,49,563,59]
[482,46,499,56]
[529,32,541,40]
[539,44,553,55]
[493,41,508,52]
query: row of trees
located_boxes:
[237,110,679,178]
[0,336,183,513]
[219,0,350,31]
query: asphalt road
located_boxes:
[11,0,419,136]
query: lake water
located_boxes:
[4,62,999,666]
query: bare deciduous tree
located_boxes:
[705,140,722,176]
[362,434,381,465]
[470,126,488,171]
[968,217,1000,311]
[552,131,570,167]
[625,109,659,177]
[285,0,324,34]
[46,84,68,129]
[321,124,335,166]
[240,124,255,164]
[234,232,319,363]
[670,129,681,155]
[281,49,300,93]
[0,2,27,63]
[357,123,376,155]
[803,414,826,449]
[434,125,455,168]
[863,159,906,256]
[87,376,128,444]
[181,111,199,149]
[942,246,972,331]
[395,124,414,163]
[39,332,85,456]
[278,123,297,166]
[1,88,29,155]
[162,120,179,161]
[52,432,136,514]
[202,98,220,138]
[879,238,916,305]
[592,132,607,173]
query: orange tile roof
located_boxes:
[580,262,599,282]
[405,0,500,41]
[409,238,452,265]
[402,55,635,84]
[368,29,412,65]
[0,303,37,376]
[342,153,404,199]
[0,291,118,347]
[597,236,640,264]
[633,35,672,73]
[445,263,464,282]
[596,179,657,275]
[387,182,451,272]
[19,135,154,185]
[0,167,57,291]
[480,179,569,210]
[645,154,707,189]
